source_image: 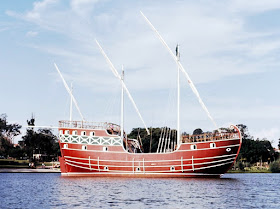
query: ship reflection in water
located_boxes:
[1,173,279,208]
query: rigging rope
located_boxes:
[140,11,219,132]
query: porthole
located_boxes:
[170,166,175,171]
[103,147,108,152]
[90,132,95,136]
[136,167,141,172]
[65,130,69,135]
[190,144,197,150]
[72,130,77,135]
[59,130,63,135]
[82,145,87,150]
[63,144,68,149]
[226,147,231,152]
[210,143,216,148]
[104,166,109,171]
[81,131,86,136]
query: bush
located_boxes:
[269,161,280,173]
[237,161,245,171]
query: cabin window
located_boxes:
[190,144,197,150]
[65,130,70,135]
[210,143,216,148]
[104,166,109,171]
[103,147,108,152]
[82,145,87,150]
[59,130,63,135]
[63,144,68,149]
[170,166,175,171]
[90,132,95,136]
[81,131,86,136]
[72,130,77,135]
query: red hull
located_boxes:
[58,124,242,178]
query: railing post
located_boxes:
[89,156,91,170]
[133,158,135,173]
[143,158,145,173]
[192,156,194,171]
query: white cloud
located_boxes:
[27,0,58,20]
[26,31,38,37]
[252,127,280,148]
[4,0,280,136]
[229,0,280,14]
[70,0,100,17]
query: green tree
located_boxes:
[236,124,277,164]
[21,128,60,160]
[0,114,22,158]
[237,161,245,171]
[128,127,177,153]
[193,128,203,135]
[269,161,280,173]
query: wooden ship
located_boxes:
[58,12,242,178]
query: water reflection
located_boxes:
[1,173,279,208]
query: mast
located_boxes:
[140,11,220,132]
[70,82,73,123]
[176,44,180,146]
[95,39,150,135]
[121,65,124,143]
[54,63,85,121]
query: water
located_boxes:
[1,173,279,209]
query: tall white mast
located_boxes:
[176,44,180,145]
[121,65,124,141]
[70,82,73,123]
[140,11,219,132]
[95,39,150,135]
[54,63,85,121]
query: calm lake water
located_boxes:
[1,173,279,209]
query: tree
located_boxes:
[21,128,60,160]
[236,124,277,164]
[127,127,177,153]
[193,128,203,135]
[0,114,21,144]
[237,161,245,171]
[0,114,22,158]
[269,161,280,173]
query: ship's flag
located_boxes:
[176,44,180,59]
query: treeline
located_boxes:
[128,124,280,172]
[1,113,280,171]
[0,114,60,161]
[128,127,178,153]
[236,124,280,172]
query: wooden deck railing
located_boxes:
[182,132,239,143]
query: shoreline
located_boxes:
[0,168,60,173]
[0,168,273,174]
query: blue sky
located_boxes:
[1,0,280,147]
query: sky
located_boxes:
[1,0,280,147]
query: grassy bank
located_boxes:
[228,167,271,173]
[0,159,29,168]
[0,159,59,169]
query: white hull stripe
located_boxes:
[64,153,237,163]
[61,172,222,176]
[64,156,235,169]
[62,143,240,154]
[65,158,234,173]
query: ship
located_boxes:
[58,12,242,178]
